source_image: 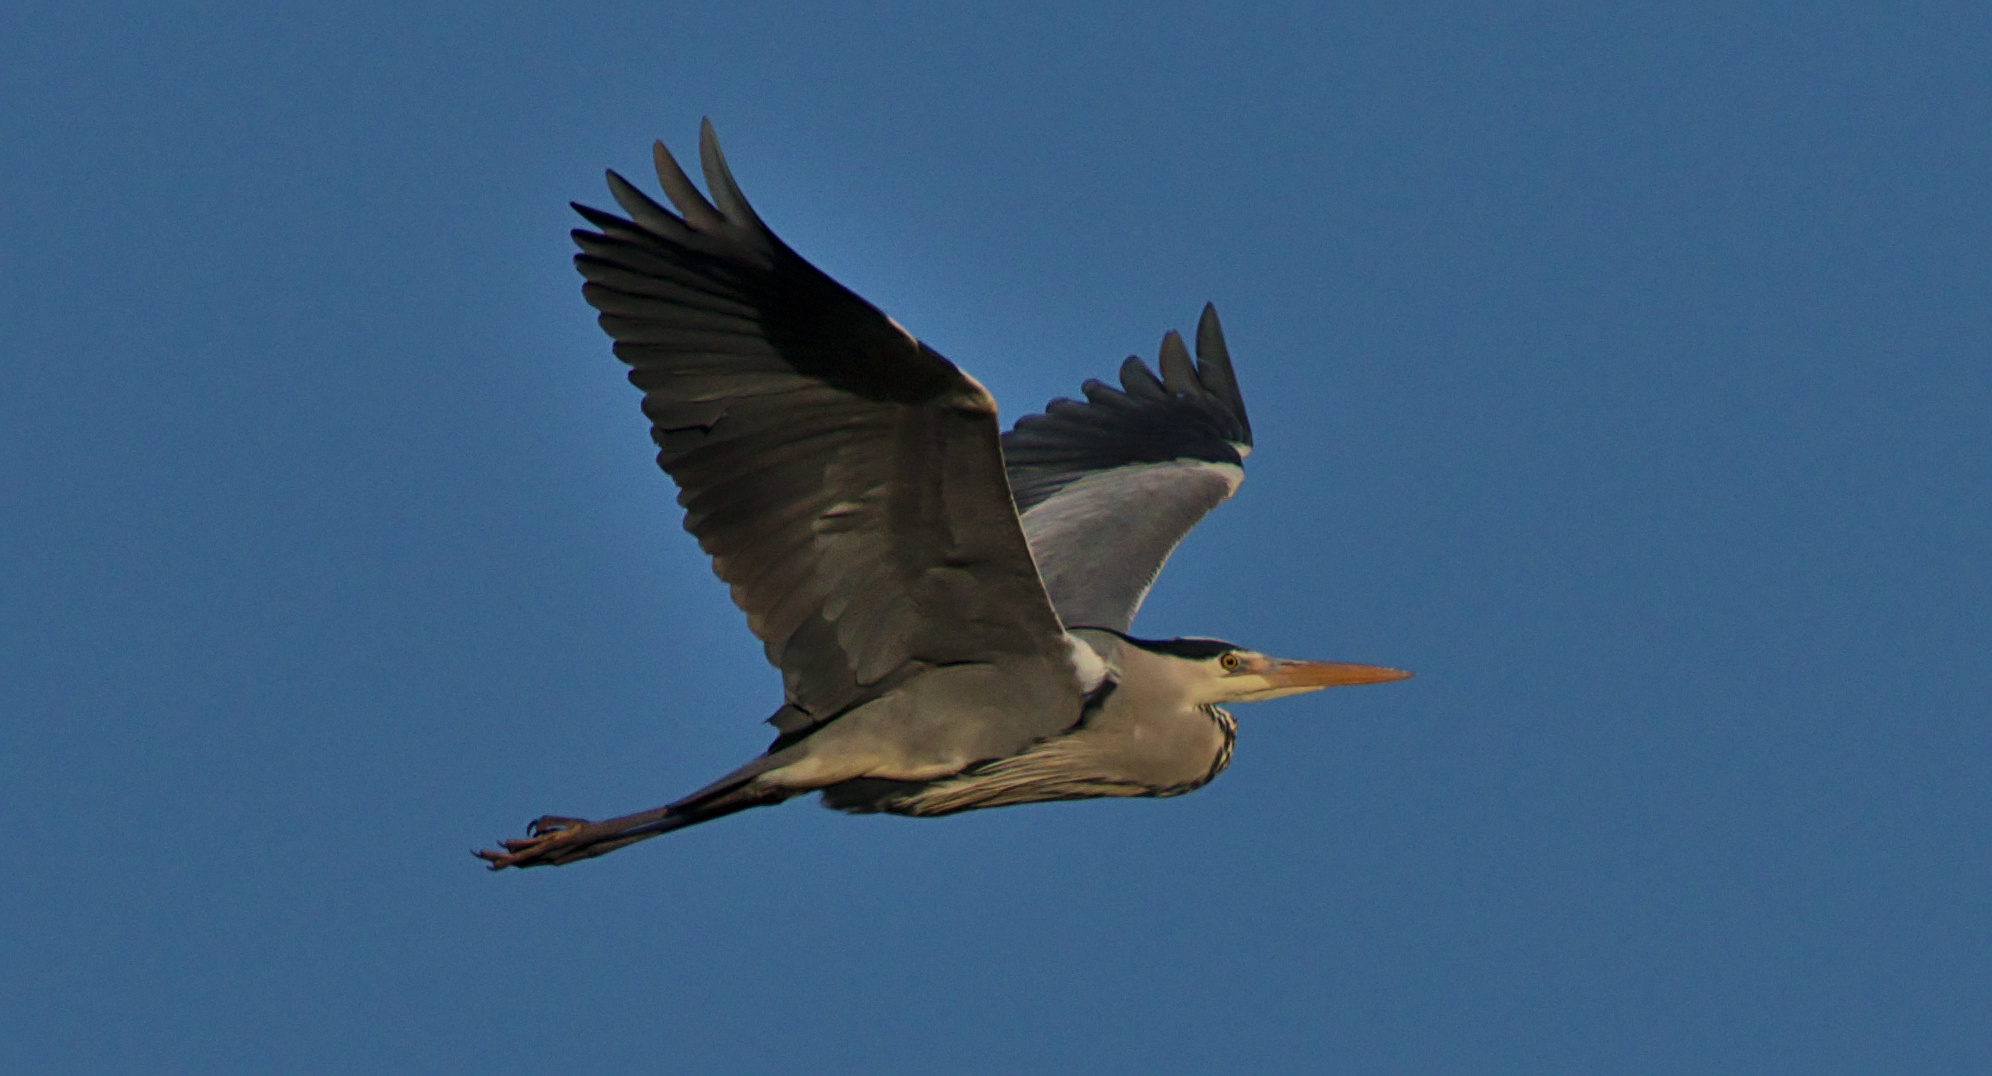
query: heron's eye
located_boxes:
[1220,652,1242,672]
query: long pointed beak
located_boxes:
[1264,658,1414,689]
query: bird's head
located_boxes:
[1132,636,1412,705]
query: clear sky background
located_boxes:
[4,3,1987,1072]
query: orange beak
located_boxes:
[1262,658,1414,689]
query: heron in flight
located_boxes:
[478,122,1410,869]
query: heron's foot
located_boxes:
[475,814,597,870]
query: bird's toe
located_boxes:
[478,815,599,869]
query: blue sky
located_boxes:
[4,2,1988,1072]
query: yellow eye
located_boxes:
[1220,652,1242,672]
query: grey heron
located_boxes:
[478,121,1410,870]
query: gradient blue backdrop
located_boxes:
[5,3,1987,1072]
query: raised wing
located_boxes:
[1001,304,1252,632]
[573,121,1071,739]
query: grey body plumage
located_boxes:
[822,630,1241,816]
[479,123,1410,870]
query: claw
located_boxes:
[477,813,598,870]
[527,815,587,837]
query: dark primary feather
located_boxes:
[1001,304,1254,631]
[1002,304,1252,512]
[571,120,1069,740]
